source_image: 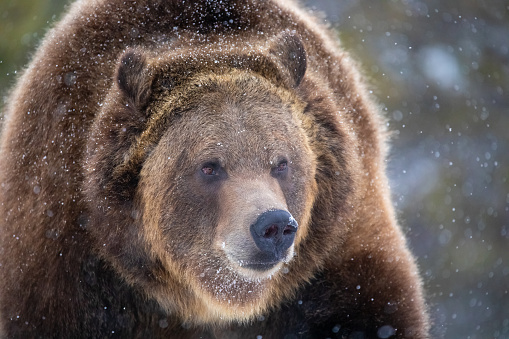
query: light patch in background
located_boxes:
[419,45,463,90]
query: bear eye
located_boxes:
[276,161,288,172]
[197,161,227,184]
[200,162,226,180]
[272,160,289,177]
[201,165,217,176]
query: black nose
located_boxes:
[250,210,298,264]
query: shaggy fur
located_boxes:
[0,0,429,338]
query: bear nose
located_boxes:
[250,210,298,261]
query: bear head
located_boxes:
[84,32,344,324]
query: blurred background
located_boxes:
[1,0,508,337]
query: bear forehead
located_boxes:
[155,86,308,167]
[175,86,300,136]
[146,69,307,151]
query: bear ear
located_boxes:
[269,30,307,88]
[116,48,152,108]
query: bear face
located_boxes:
[84,34,321,323]
[142,73,317,319]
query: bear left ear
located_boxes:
[269,30,307,88]
[116,48,152,109]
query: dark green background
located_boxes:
[1,0,508,338]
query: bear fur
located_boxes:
[0,0,430,338]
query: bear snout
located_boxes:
[245,209,298,271]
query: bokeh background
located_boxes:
[1,0,508,338]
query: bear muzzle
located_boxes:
[216,178,298,277]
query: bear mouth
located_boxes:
[229,244,295,278]
[237,260,280,272]
[237,249,288,271]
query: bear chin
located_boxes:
[181,261,284,324]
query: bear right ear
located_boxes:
[269,30,307,88]
[116,48,152,109]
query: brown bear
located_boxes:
[0,0,430,338]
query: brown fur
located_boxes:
[0,0,429,338]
